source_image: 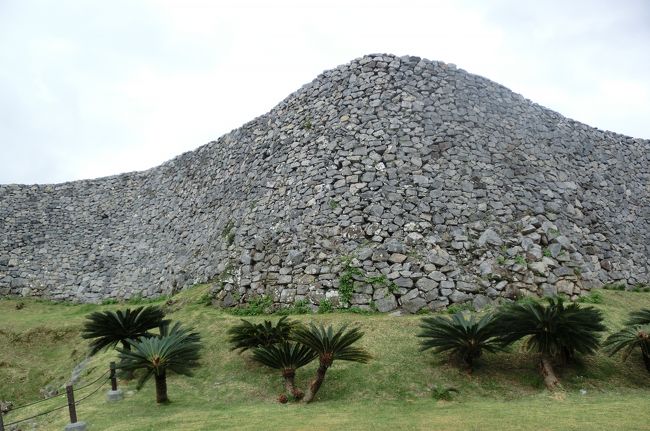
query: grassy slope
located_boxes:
[1,287,650,430]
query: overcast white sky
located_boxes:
[1,0,648,185]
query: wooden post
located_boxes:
[66,384,78,424]
[107,361,124,402]
[110,362,118,391]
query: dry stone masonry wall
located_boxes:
[1,54,649,312]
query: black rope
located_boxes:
[73,369,110,391]
[10,369,109,411]
[4,402,69,427]
[4,373,110,427]
[75,379,109,405]
[8,390,66,412]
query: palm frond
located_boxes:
[626,309,650,326]
[494,296,605,360]
[252,342,317,370]
[81,306,169,355]
[227,316,297,353]
[417,311,501,368]
[118,323,202,384]
[603,325,650,360]
[291,323,371,365]
[161,321,201,343]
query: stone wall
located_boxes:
[1,54,648,311]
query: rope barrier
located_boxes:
[74,379,109,405]
[72,369,110,392]
[4,401,70,427]
[7,391,67,412]
[10,369,109,411]
[3,373,110,427]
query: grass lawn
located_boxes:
[1,287,649,430]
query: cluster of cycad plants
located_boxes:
[227,317,370,403]
[81,306,201,403]
[417,297,650,389]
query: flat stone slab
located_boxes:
[107,389,124,401]
[65,421,88,431]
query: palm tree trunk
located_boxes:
[538,355,560,390]
[155,370,169,403]
[642,352,650,373]
[282,369,304,400]
[119,341,135,380]
[303,364,328,403]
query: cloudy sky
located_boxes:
[1,0,648,185]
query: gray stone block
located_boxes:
[375,295,397,312]
[64,421,88,431]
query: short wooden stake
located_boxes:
[64,384,87,430]
[66,385,78,424]
[107,361,124,402]
[110,362,118,391]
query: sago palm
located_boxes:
[291,324,370,403]
[117,322,201,403]
[417,311,501,372]
[252,341,317,400]
[604,324,650,373]
[626,308,650,326]
[494,296,605,389]
[81,306,169,355]
[227,316,296,353]
[605,308,650,374]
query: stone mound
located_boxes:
[1,54,648,312]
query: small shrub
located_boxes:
[603,283,626,291]
[276,300,312,316]
[446,303,473,315]
[294,300,311,314]
[338,258,363,306]
[317,299,334,314]
[197,292,212,306]
[578,291,604,304]
[230,295,274,316]
[631,284,650,293]
[515,295,540,305]
[222,220,236,246]
[366,274,398,294]
[430,385,459,401]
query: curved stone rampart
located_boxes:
[1,54,648,311]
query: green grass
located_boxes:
[2,288,650,430]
